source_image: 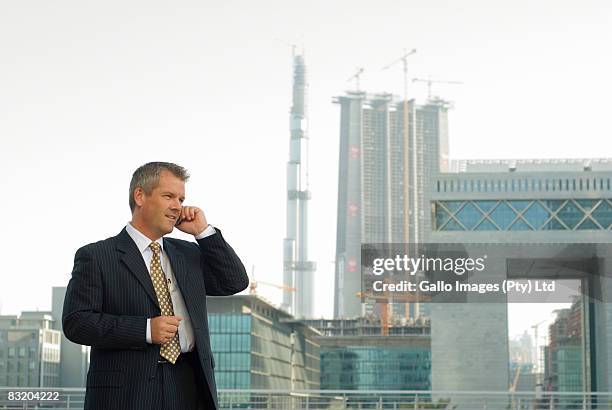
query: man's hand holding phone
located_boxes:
[175,206,209,236]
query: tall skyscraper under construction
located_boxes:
[333,92,450,318]
[282,52,316,318]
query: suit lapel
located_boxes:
[164,239,198,306]
[116,228,160,309]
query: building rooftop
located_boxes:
[449,158,612,173]
[0,311,56,329]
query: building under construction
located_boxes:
[332,92,450,319]
[283,52,316,318]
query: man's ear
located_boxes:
[133,187,145,208]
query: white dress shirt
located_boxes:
[125,222,216,352]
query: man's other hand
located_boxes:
[176,206,208,236]
[151,316,182,345]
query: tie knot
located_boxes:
[149,242,161,254]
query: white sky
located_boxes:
[1,0,611,339]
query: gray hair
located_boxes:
[129,162,190,212]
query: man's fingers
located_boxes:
[161,324,178,333]
[162,320,180,330]
[181,207,190,222]
[180,206,200,222]
[164,316,182,326]
[161,329,175,339]
[157,316,181,325]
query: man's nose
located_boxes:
[170,199,181,210]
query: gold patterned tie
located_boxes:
[149,242,181,364]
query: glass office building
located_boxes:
[321,346,430,390]
[207,295,320,391]
[209,314,251,389]
[303,317,431,391]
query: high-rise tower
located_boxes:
[282,51,316,318]
[333,92,449,318]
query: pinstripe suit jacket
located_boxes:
[62,227,248,410]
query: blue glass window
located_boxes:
[522,202,550,229]
[509,200,531,212]
[442,219,464,231]
[475,219,498,231]
[543,219,568,230]
[557,201,584,229]
[489,202,516,230]
[592,201,612,229]
[576,199,598,211]
[321,346,431,390]
[509,218,532,231]
[435,206,451,229]
[442,201,463,213]
[576,218,599,230]
[437,199,611,231]
[474,200,497,213]
[455,202,483,230]
[542,200,564,212]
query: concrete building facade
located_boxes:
[52,286,89,387]
[428,159,612,405]
[0,312,61,387]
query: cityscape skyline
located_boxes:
[1,0,611,343]
[0,287,588,394]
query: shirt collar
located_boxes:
[125,222,164,254]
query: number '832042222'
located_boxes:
[7,391,60,401]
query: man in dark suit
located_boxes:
[62,162,249,410]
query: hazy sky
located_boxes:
[1,0,610,339]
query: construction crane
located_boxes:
[510,364,522,391]
[250,280,296,295]
[382,48,417,245]
[248,265,296,296]
[412,77,463,100]
[509,360,523,410]
[346,67,365,91]
[381,48,417,100]
[381,48,419,326]
[532,319,547,385]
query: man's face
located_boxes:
[136,170,185,238]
